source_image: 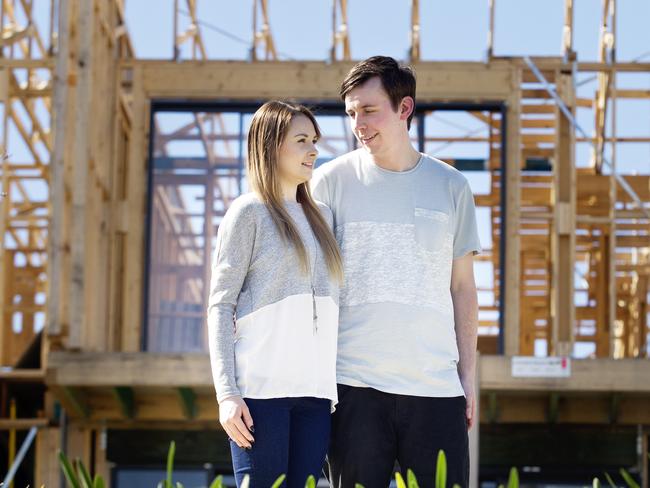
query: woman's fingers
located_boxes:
[241,402,255,432]
[232,415,255,444]
[223,421,251,449]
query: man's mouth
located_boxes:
[359,134,377,144]
[301,162,314,168]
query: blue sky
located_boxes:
[124,0,650,62]
[7,0,649,175]
[122,0,650,176]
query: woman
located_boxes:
[207,101,343,488]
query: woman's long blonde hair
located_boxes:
[247,101,343,282]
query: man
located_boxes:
[311,56,481,488]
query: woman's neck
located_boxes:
[279,180,299,202]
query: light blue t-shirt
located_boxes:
[311,149,481,397]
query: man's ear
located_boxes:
[399,96,415,121]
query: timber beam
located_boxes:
[113,387,136,419]
[177,387,197,420]
[43,353,650,425]
[47,353,650,393]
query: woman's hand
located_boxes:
[219,396,255,449]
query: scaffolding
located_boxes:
[0,0,649,486]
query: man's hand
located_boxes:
[461,378,476,430]
[219,396,255,449]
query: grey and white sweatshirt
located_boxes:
[207,193,339,405]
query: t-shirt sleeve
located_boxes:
[453,181,482,259]
[317,202,334,231]
[310,168,332,208]
[207,200,256,403]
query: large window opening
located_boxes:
[143,101,506,353]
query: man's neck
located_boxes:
[368,142,421,172]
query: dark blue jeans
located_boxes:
[229,397,331,488]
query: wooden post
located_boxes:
[340,0,351,60]
[94,427,111,485]
[0,67,9,365]
[409,0,420,62]
[562,0,574,59]
[551,71,576,356]
[48,0,72,342]
[504,65,521,356]
[487,0,495,59]
[595,232,612,356]
[122,65,147,351]
[34,427,62,488]
[66,421,92,467]
[83,0,120,352]
[608,4,618,357]
[68,0,94,349]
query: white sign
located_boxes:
[511,356,571,378]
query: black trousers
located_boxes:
[327,384,469,488]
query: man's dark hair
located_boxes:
[340,56,416,129]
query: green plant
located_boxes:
[393,450,463,488]
[304,474,316,488]
[507,467,519,488]
[435,450,447,488]
[407,469,419,488]
[72,438,650,488]
[395,471,406,488]
[619,468,641,488]
[209,475,225,488]
[158,441,228,488]
[271,474,286,488]
[597,467,641,488]
[57,450,105,488]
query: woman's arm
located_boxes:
[207,199,256,447]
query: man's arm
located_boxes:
[451,253,479,430]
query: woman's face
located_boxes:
[277,114,319,188]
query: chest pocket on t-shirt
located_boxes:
[413,207,451,253]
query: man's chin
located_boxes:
[362,142,379,154]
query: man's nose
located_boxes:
[354,114,366,129]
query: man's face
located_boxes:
[344,77,407,157]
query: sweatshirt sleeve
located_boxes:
[207,199,256,403]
